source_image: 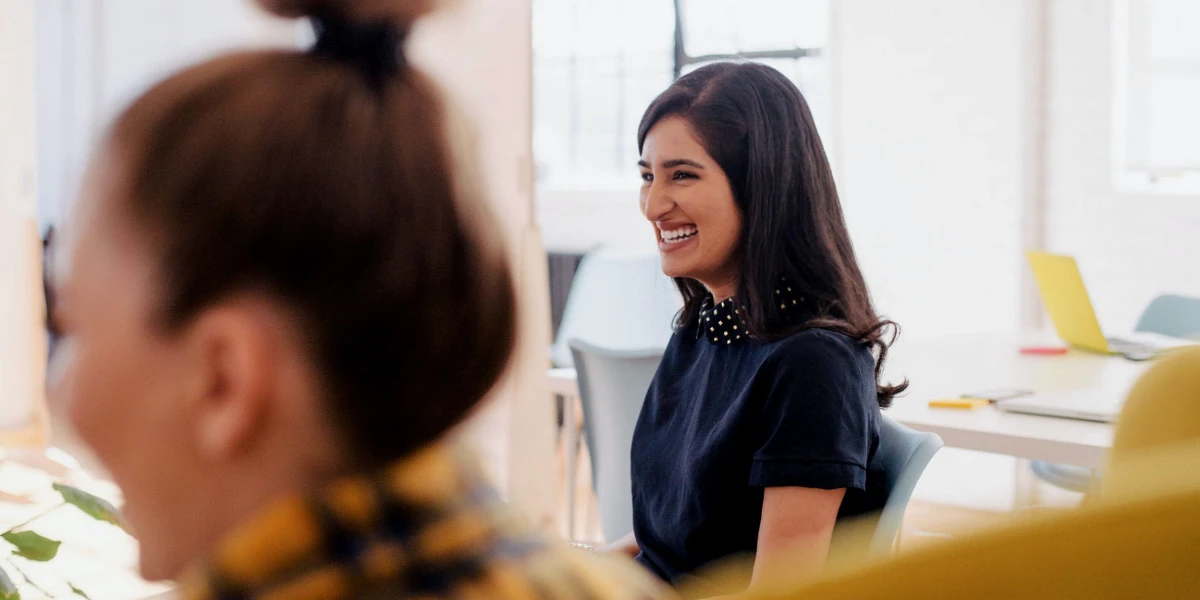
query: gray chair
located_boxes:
[554,250,679,537]
[1135,294,1200,340]
[569,339,664,543]
[1032,293,1200,493]
[863,415,944,555]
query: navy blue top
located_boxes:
[631,316,883,585]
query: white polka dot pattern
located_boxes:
[697,279,806,346]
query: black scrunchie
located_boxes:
[309,12,406,88]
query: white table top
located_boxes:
[547,332,1149,469]
[881,332,1147,468]
[546,367,581,398]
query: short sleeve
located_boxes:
[748,330,877,490]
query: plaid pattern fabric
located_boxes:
[179,445,671,600]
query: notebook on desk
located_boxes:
[1026,251,1198,358]
[997,389,1124,423]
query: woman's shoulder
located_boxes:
[767,327,872,364]
[756,327,876,391]
[758,329,879,415]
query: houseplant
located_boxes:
[0,484,124,600]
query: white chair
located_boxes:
[552,248,680,538]
[568,340,664,542]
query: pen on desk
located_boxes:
[928,398,990,409]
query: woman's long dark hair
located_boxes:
[637,62,907,408]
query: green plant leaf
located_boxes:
[2,531,61,562]
[0,566,19,600]
[69,582,92,600]
[5,561,48,600]
[52,484,125,530]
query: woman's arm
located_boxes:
[604,531,641,559]
[750,486,846,586]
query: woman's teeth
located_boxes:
[661,226,698,244]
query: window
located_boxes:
[1114,0,1200,194]
[533,0,830,195]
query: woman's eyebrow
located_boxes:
[637,158,706,169]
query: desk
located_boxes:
[547,333,1148,479]
[547,367,581,398]
[882,333,1146,468]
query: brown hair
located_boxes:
[638,62,907,408]
[106,0,515,464]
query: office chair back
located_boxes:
[551,249,681,368]
[1134,294,1200,340]
[865,415,943,555]
[569,339,664,543]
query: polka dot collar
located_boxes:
[698,281,805,346]
[699,296,744,345]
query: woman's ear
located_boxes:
[185,301,277,461]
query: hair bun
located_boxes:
[256,0,442,29]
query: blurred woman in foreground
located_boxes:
[48,0,667,598]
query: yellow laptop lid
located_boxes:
[1026,251,1110,353]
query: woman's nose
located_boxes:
[641,182,673,221]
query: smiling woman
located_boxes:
[638,117,743,301]
[618,62,907,593]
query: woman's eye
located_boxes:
[673,171,697,180]
[640,172,653,183]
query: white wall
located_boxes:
[832,0,1036,340]
[536,187,654,254]
[412,1,535,245]
[411,0,557,531]
[0,0,48,440]
[0,0,37,225]
[1047,0,1200,331]
[34,0,297,226]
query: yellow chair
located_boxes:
[1100,347,1200,501]
[737,348,1200,600]
[1107,347,1200,461]
[744,445,1200,600]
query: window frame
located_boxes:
[671,0,822,79]
[1112,0,1200,196]
[533,0,830,204]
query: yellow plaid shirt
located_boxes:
[179,445,671,600]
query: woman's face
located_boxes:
[639,116,742,297]
[48,159,216,580]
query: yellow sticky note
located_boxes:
[928,398,990,409]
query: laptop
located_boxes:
[998,389,1123,423]
[1026,251,1197,358]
